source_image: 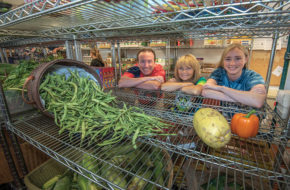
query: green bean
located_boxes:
[132,127,140,149]
[81,121,86,142]
[61,104,67,122]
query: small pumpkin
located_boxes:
[231,110,259,138]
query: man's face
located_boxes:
[138,51,155,76]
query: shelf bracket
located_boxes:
[265,31,279,93]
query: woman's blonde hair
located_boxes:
[174,54,201,83]
[218,43,249,69]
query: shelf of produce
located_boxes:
[0,0,289,47]
[1,86,289,189]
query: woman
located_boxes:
[90,47,105,67]
[161,54,206,113]
[202,43,266,108]
[161,54,206,95]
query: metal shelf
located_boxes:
[1,86,289,190]
[0,1,289,189]
[0,0,289,46]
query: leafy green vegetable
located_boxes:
[3,60,39,90]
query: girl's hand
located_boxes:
[168,78,176,82]
[203,83,222,91]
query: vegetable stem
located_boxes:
[245,109,256,118]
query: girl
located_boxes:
[162,54,206,112]
[202,43,266,108]
[162,54,206,95]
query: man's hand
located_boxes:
[148,76,164,83]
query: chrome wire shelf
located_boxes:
[0,0,289,46]
[110,88,289,141]
[8,112,175,190]
[1,86,289,190]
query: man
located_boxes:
[118,48,165,90]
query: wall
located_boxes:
[249,48,286,86]
[176,48,223,64]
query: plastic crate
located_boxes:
[24,159,67,190]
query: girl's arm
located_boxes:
[202,79,266,108]
[219,84,266,108]
[202,79,235,102]
[161,80,193,92]
[119,76,164,90]
[181,84,203,95]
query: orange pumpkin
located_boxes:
[231,110,259,138]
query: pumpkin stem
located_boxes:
[245,109,256,118]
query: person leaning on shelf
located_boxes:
[161,54,206,95]
[90,47,105,67]
[202,43,266,108]
[118,48,165,90]
[161,54,206,116]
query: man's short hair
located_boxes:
[136,48,156,62]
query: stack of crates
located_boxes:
[93,67,115,89]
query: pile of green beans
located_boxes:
[39,70,170,148]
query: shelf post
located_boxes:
[43,47,47,56]
[0,126,24,189]
[279,34,290,90]
[65,40,73,59]
[73,35,82,61]
[166,39,170,80]
[247,38,254,68]
[0,48,5,63]
[265,31,279,93]
[8,49,12,57]
[117,41,122,82]
[3,48,8,63]
[0,83,28,185]
[111,41,117,87]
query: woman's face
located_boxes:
[224,48,247,79]
[178,65,194,81]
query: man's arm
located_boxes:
[118,76,164,90]
[136,80,163,90]
[118,76,150,88]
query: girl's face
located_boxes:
[178,65,194,81]
[224,48,247,79]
